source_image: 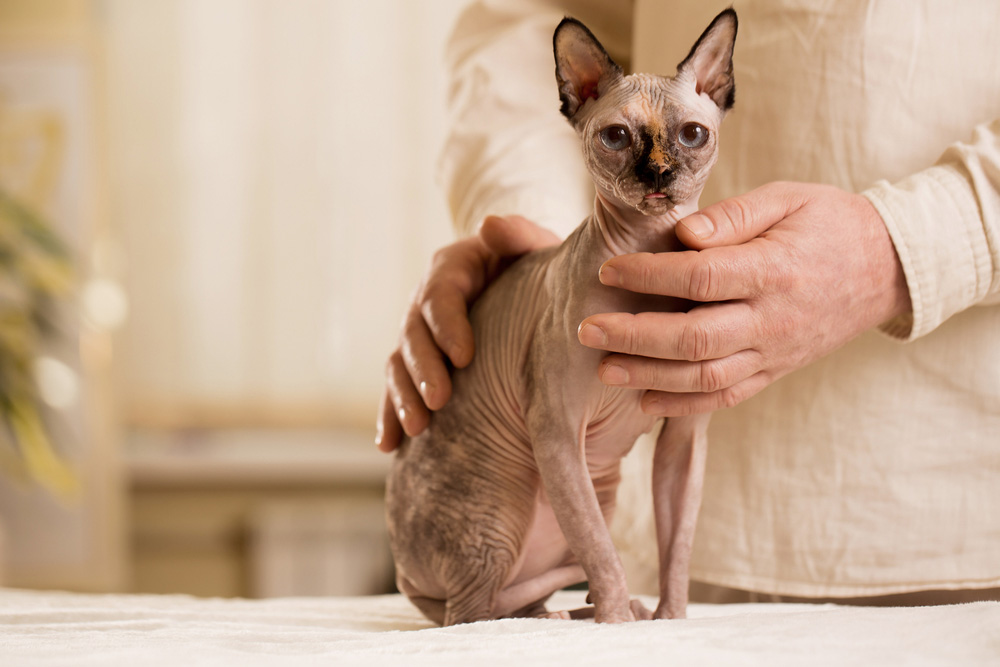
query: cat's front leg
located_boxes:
[652,413,711,619]
[525,399,634,623]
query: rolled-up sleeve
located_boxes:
[438,0,633,238]
[864,118,1000,340]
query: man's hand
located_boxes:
[577,181,912,416]
[377,215,559,452]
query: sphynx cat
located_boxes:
[386,9,738,625]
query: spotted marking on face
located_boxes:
[647,136,669,170]
[574,75,726,215]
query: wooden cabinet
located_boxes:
[127,427,394,598]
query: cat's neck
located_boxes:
[591,191,699,257]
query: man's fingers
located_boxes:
[640,371,773,417]
[479,214,560,257]
[420,283,475,368]
[384,350,430,439]
[400,308,454,411]
[597,349,762,393]
[578,303,754,362]
[676,181,809,249]
[600,244,770,301]
[376,388,403,452]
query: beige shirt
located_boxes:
[440,0,1000,597]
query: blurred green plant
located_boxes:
[0,187,78,499]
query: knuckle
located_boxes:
[718,382,749,410]
[686,260,720,302]
[622,319,641,355]
[719,390,741,410]
[429,247,450,273]
[745,263,771,298]
[420,294,459,337]
[420,276,451,304]
[402,307,426,337]
[626,253,658,293]
[430,242,458,266]
[628,360,655,389]
[677,322,712,361]
[716,195,756,237]
[429,264,475,303]
[698,359,729,393]
[638,258,659,293]
[386,350,403,376]
[401,349,424,381]
[418,295,441,330]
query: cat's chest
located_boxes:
[583,384,660,474]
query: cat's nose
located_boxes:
[651,164,672,190]
[636,159,673,190]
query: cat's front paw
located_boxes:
[653,601,687,620]
[630,599,653,621]
[594,599,639,624]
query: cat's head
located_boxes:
[554,9,737,215]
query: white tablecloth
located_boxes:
[2,588,997,666]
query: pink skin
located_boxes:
[377,215,559,453]
[386,13,742,624]
[387,187,710,623]
[580,181,912,416]
[380,21,908,623]
[377,182,911,451]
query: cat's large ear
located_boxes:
[677,8,738,111]
[553,18,623,121]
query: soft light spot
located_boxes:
[33,356,79,410]
[82,278,129,330]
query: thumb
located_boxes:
[677,182,806,249]
[478,214,560,258]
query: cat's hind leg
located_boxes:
[493,564,586,620]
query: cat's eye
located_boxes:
[599,125,631,151]
[678,123,709,148]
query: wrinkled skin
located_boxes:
[386,11,737,625]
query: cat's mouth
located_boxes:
[638,192,674,214]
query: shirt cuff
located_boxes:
[863,163,992,341]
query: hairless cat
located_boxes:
[386,9,738,625]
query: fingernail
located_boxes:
[374,429,383,448]
[419,380,433,401]
[397,406,408,424]
[681,214,714,240]
[601,364,629,385]
[599,264,620,286]
[578,322,608,347]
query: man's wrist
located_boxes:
[857,193,913,329]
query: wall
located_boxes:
[104,0,464,429]
[0,0,470,594]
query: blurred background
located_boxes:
[0,0,465,597]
